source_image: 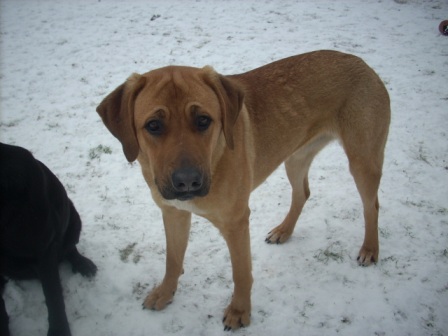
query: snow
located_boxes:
[1,0,447,335]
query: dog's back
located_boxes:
[0,143,40,204]
[0,143,71,277]
[231,50,390,186]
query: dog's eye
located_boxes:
[196,116,212,132]
[145,120,163,135]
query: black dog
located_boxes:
[0,143,97,336]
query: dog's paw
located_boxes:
[222,303,250,331]
[265,225,292,244]
[71,256,98,278]
[47,326,71,336]
[357,246,378,266]
[142,285,175,311]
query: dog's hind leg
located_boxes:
[265,137,330,244]
[339,107,389,266]
[66,247,97,278]
[345,149,384,266]
[64,201,97,277]
[339,70,390,266]
[265,154,312,244]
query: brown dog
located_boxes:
[97,50,390,330]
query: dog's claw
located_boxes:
[265,236,281,244]
[357,255,377,267]
[223,317,246,331]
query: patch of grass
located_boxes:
[341,316,352,324]
[119,242,137,262]
[403,224,416,239]
[66,183,76,194]
[133,254,142,264]
[314,242,345,264]
[89,144,112,160]
[414,142,431,165]
[402,199,447,216]
[379,227,391,239]
[442,249,448,258]
[421,304,437,332]
[132,281,150,299]
[119,242,142,264]
[0,120,20,127]
[394,309,407,321]
[100,186,109,201]
[299,300,315,320]
[436,284,448,294]
[46,122,60,129]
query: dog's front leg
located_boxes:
[219,209,253,331]
[143,208,191,311]
[36,244,71,336]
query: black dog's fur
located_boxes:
[0,143,97,336]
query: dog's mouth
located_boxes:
[174,191,204,201]
[158,187,209,201]
[177,194,194,201]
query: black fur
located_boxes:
[0,143,97,336]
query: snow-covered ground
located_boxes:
[1,0,447,335]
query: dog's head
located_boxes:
[97,66,244,201]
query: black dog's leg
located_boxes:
[64,202,97,278]
[37,245,71,336]
[0,277,10,336]
[66,247,97,278]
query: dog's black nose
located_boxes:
[171,167,203,193]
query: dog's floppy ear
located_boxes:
[96,74,146,162]
[203,67,244,150]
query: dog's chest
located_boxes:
[165,199,207,216]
